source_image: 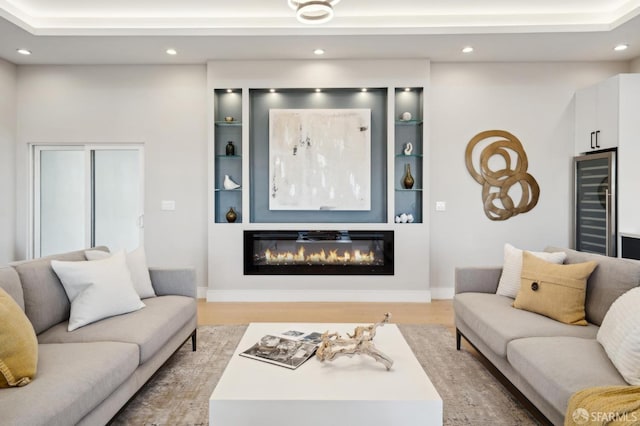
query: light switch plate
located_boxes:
[435,201,446,211]
[161,200,176,211]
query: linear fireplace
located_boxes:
[244,230,394,275]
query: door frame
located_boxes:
[30,143,145,259]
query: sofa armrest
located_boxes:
[148,267,196,298]
[454,267,502,294]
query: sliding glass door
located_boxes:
[33,145,144,258]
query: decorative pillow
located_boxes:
[51,251,145,331]
[597,286,640,385]
[496,243,567,298]
[513,251,597,325]
[85,246,156,299]
[0,288,38,387]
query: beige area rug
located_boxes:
[110,324,540,426]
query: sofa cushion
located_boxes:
[11,248,106,335]
[0,267,24,311]
[454,292,598,357]
[597,286,640,385]
[0,288,38,388]
[507,337,627,415]
[51,251,145,331]
[513,252,597,325]
[0,341,138,426]
[545,247,640,326]
[496,243,566,298]
[85,246,156,299]
[38,295,195,364]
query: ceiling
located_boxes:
[1,0,640,65]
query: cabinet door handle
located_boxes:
[595,130,601,148]
[590,131,596,149]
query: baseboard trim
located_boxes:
[197,286,208,299]
[206,289,432,303]
[430,287,455,300]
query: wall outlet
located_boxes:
[161,200,176,211]
[435,201,446,211]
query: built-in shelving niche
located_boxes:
[212,87,425,225]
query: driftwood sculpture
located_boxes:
[316,313,394,370]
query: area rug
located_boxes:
[110,324,540,425]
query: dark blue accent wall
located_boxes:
[249,89,388,223]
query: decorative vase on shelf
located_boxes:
[402,163,415,189]
[225,207,238,223]
[225,141,235,156]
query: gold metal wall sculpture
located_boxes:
[465,130,540,221]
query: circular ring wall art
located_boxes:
[465,130,540,221]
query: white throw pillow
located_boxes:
[85,246,156,299]
[51,251,145,331]
[597,286,640,385]
[496,243,567,298]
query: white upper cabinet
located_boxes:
[574,75,620,154]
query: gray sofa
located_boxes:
[454,247,640,426]
[0,248,197,426]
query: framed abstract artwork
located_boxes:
[269,108,371,211]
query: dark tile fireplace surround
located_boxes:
[244,230,394,275]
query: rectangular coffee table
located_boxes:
[209,322,442,426]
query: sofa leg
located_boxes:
[191,330,197,352]
[456,329,461,350]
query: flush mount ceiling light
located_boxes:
[17,48,31,55]
[614,44,629,51]
[288,0,340,24]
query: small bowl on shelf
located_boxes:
[224,116,234,122]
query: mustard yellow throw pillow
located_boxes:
[0,288,38,387]
[513,251,597,325]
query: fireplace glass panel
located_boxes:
[244,230,394,275]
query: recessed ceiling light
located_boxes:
[361,88,368,92]
[462,46,474,54]
[166,48,177,55]
[313,48,325,55]
[269,89,276,93]
[614,44,629,51]
[315,88,322,93]
[17,48,31,55]
[404,88,411,92]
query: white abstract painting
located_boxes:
[269,108,371,211]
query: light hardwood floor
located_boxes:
[197,299,455,334]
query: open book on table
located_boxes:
[239,330,323,370]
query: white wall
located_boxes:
[0,58,17,264]
[429,61,630,293]
[631,57,640,72]
[10,60,636,297]
[15,65,209,288]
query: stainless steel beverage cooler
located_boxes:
[574,150,617,256]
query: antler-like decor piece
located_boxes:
[465,130,539,221]
[316,313,394,370]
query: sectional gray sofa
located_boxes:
[454,247,640,425]
[0,248,197,426]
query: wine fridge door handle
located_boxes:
[590,131,595,149]
[595,130,601,148]
[605,189,610,256]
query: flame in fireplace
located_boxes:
[263,247,377,264]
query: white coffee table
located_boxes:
[209,322,442,426]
